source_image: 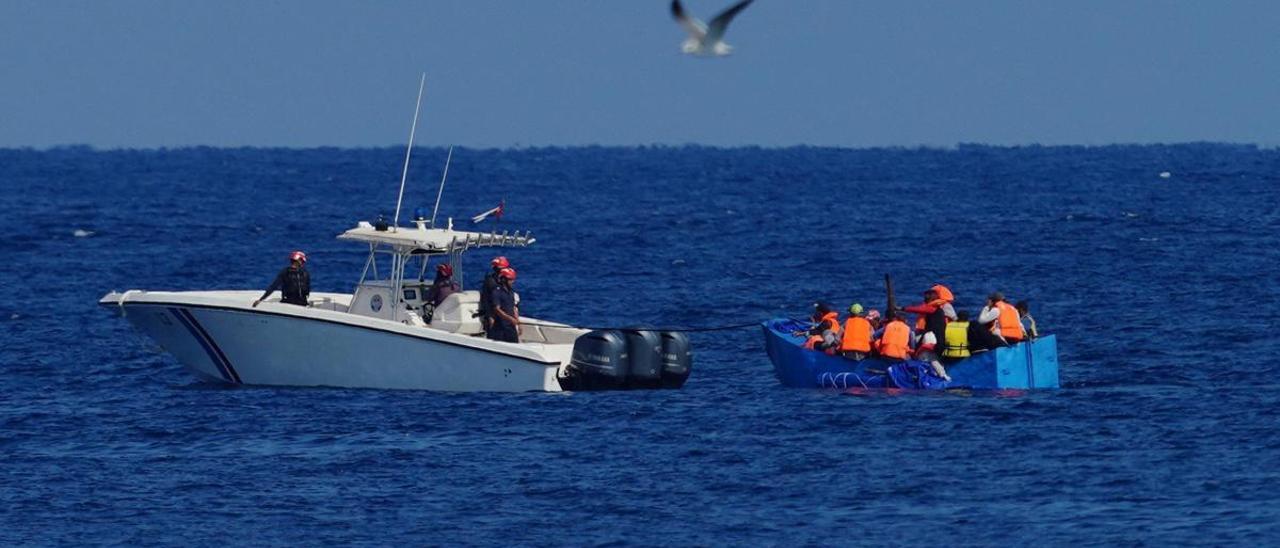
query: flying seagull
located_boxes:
[670,0,755,57]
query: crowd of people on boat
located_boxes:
[797,284,1039,382]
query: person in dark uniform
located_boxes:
[487,267,520,343]
[253,250,310,307]
[426,263,460,307]
[477,256,509,331]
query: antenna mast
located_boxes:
[392,72,427,231]
[430,145,454,228]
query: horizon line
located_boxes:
[1,141,1275,153]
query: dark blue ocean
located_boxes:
[3,144,1279,545]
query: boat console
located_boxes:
[428,292,484,335]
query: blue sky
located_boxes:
[2,1,1277,148]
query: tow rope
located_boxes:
[518,320,764,333]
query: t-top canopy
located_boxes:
[337,221,535,254]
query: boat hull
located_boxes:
[102,291,569,392]
[762,318,1059,390]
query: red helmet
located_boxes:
[491,256,509,268]
[436,263,453,277]
[498,267,516,281]
[289,250,307,263]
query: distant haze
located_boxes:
[1,1,1277,148]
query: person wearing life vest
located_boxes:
[839,303,873,360]
[800,302,841,354]
[976,291,1025,349]
[874,311,912,360]
[904,288,953,349]
[924,283,958,324]
[253,250,310,307]
[942,310,972,362]
[931,284,955,306]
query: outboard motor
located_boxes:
[560,330,629,391]
[660,331,692,389]
[623,330,663,389]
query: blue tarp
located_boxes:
[817,359,949,390]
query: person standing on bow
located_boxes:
[487,267,521,343]
[478,256,509,331]
[253,250,311,307]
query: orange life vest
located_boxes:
[840,317,872,353]
[818,312,839,334]
[803,312,840,353]
[913,298,947,331]
[995,301,1024,341]
[931,284,954,303]
[877,320,910,359]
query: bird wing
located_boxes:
[706,0,754,43]
[670,0,708,39]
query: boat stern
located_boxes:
[944,335,1060,389]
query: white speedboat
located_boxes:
[101,77,691,392]
[100,216,692,392]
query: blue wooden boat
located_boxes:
[762,318,1060,390]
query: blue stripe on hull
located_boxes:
[178,308,243,384]
[169,307,240,384]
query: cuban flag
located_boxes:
[471,200,504,224]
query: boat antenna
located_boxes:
[393,72,427,232]
[429,145,454,228]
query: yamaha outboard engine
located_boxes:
[623,330,663,389]
[660,331,692,389]
[560,330,629,391]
